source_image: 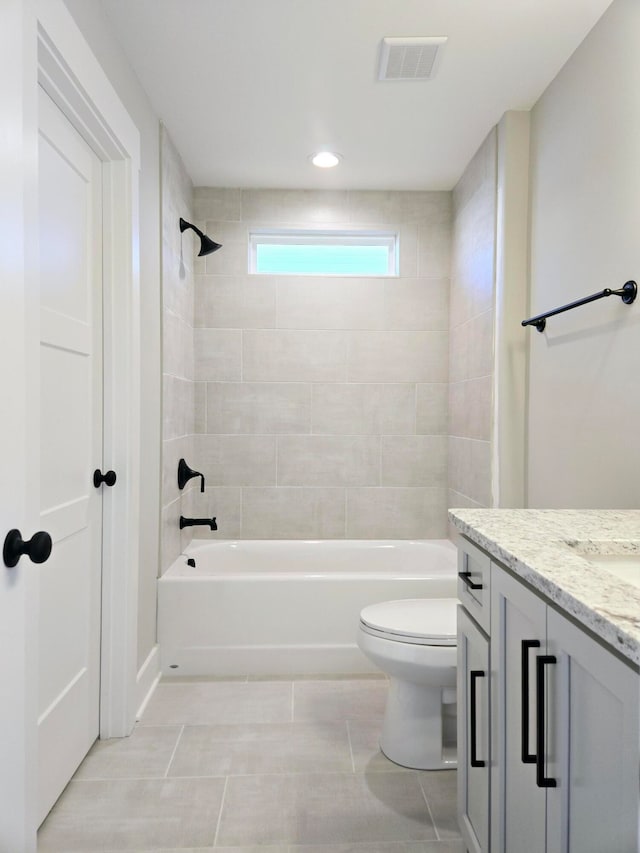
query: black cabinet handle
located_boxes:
[458,570,483,591]
[535,654,557,788]
[470,669,486,768]
[521,639,541,763]
[3,528,53,568]
[94,469,117,488]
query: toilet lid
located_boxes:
[360,599,457,646]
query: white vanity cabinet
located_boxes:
[491,561,639,853]
[457,604,490,853]
[457,537,492,853]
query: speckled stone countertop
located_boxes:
[449,509,640,667]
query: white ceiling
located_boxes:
[100,0,613,190]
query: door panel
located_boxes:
[546,608,638,853]
[491,565,547,853]
[37,86,103,825]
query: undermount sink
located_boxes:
[563,541,640,590]
[583,554,640,589]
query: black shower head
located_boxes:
[179,217,222,257]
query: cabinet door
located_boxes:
[546,608,639,853]
[457,605,490,853]
[491,565,547,853]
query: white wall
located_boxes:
[62,0,162,668]
[527,0,640,508]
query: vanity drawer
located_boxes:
[457,536,491,634]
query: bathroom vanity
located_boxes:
[450,509,640,853]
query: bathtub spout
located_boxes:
[179,516,217,531]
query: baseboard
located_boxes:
[135,644,161,720]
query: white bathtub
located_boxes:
[158,539,457,676]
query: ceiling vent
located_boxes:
[378,37,447,82]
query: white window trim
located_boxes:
[249,229,399,276]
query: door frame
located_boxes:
[36,0,141,740]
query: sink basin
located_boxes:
[562,540,640,590]
[584,554,640,589]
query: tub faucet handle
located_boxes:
[178,458,205,492]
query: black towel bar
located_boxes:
[522,280,636,332]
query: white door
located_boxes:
[37,86,104,824]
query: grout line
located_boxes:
[418,777,440,842]
[212,775,229,847]
[345,720,356,773]
[164,724,185,778]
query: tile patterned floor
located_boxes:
[37,677,464,853]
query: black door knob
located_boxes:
[94,469,117,488]
[3,528,53,568]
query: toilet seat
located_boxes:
[359,598,457,646]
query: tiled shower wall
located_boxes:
[191,189,452,539]
[160,127,198,570]
[448,129,497,509]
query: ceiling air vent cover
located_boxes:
[378,37,447,81]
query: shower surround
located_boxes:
[191,188,452,542]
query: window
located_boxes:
[249,230,398,276]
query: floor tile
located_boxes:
[293,680,388,722]
[139,681,293,726]
[73,726,182,780]
[248,672,387,682]
[347,720,412,774]
[418,772,461,840]
[216,771,437,846]
[289,843,465,853]
[169,722,352,777]
[37,777,226,851]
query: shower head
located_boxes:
[179,217,222,257]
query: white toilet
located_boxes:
[357,598,458,770]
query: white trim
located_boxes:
[36,0,141,739]
[135,644,161,720]
[249,228,399,277]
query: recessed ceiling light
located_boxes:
[311,151,341,168]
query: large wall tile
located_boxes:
[381,436,448,487]
[383,278,449,331]
[206,382,311,434]
[347,331,448,383]
[204,238,248,276]
[195,435,277,486]
[278,436,380,486]
[416,384,448,435]
[243,330,348,382]
[195,275,276,329]
[242,488,346,538]
[347,191,451,225]
[276,277,385,330]
[346,488,448,539]
[193,187,241,221]
[312,384,416,435]
[192,487,242,539]
[242,190,351,224]
[194,329,242,380]
[163,375,195,441]
[417,221,452,279]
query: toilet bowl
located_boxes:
[358,598,458,770]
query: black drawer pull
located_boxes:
[458,570,483,591]
[521,639,541,764]
[470,669,486,768]
[536,655,557,788]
